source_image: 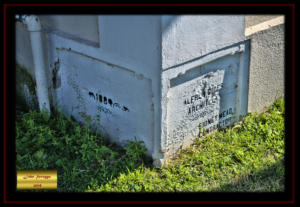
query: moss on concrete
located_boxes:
[16,62,38,112]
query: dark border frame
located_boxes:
[3,3,295,204]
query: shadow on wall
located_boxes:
[211,159,285,192]
[16,63,39,113]
[161,15,179,34]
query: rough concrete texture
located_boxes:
[162,15,245,69]
[246,22,284,113]
[16,15,249,165]
[166,70,225,157]
[56,49,155,155]
[161,42,250,160]
[16,15,162,159]
[245,15,282,28]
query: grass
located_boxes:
[87,98,285,192]
[16,98,285,192]
[16,109,152,192]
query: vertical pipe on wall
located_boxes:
[16,15,51,114]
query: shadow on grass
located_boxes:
[211,159,285,192]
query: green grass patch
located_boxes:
[16,98,285,192]
[88,98,285,192]
[16,109,152,192]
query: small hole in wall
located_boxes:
[108,99,112,106]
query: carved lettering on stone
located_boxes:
[167,70,227,154]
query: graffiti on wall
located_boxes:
[88,91,130,115]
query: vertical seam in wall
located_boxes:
[245,40,251,113]
[235,50,245,121]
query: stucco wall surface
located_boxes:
[246,18,284,113]
[162,15,245,69]
[16,15,253,165]
[245,15,282,28]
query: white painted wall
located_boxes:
[39,15,100,47]
[16,15,162,158]
[16,15,248,165]
[162,15,245,69]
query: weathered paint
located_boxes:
[162,15,245,69]
[56,49,154,154]
[16,15,254,165]
[161,42,250,160]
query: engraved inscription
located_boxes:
[168,69,234,149]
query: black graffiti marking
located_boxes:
[122,106,129,112]
[89,92,95,100]
[88,91,129,113]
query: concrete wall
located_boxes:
[16,15,285,165]
[16,15,248,165]
[246,16,285,113]
[160,42,250,161]
[16,16,162,81]
[162,15,245,69]
[16,15,162,158]
[16,21,52,108]
[160,16,248,162]
[245,15,282,28]
[16,22,36,78]
[39,15,100,47]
